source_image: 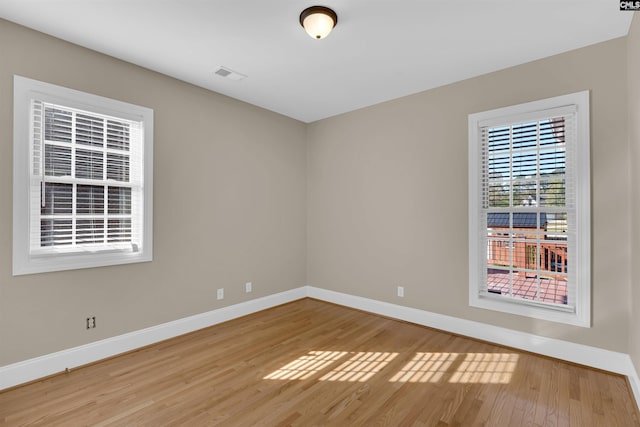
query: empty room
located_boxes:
[1,2,640,425]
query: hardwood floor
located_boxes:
[1,298,638,426]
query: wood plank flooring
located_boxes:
[1,298,638,426]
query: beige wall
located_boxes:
[307,37,630,352]
[629,13,640,371]
[0,19,307,365]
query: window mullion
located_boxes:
[103,186,108,245]
[102,117,108,245]
[509,125,514,209]
[508,125,514,298]
[102,117,107,182]
[535,121,541,301]
[71,111,77,247]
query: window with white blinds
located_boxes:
[468,92,590,327]
[34,102,140,250]
[13,76,153,275]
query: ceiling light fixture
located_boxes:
[299,6,337,40]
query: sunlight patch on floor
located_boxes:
[263,351,348,380]
[389,352,457,383]
[264,351,518,384]
[264,351,397,382]
[319,352,398,382]
[389,352,519,384]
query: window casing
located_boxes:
[468,92,590,327]
[13,76,153,275]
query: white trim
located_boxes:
[2,286,638,412]
[628,363,640,412]
[0,287,306,391]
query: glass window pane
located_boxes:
[513,180,538,207]
[485,208,570,306]
[540,117,565,148]
[511,122,537,151]
[44,107,72,143]
[108,218,131,243]
[512,150,537,178]
[540,149,565,177]
[107,120,130,151]
[76,113,104,147]
[487,126,510,152]
[44,145,72,177]
[488,181,510,207]
[76,149,104,180]
[42,183,72,215]
[41,219,72,246]
[77,185,104,214]
[108,186,131,214]
[77,219,104,244]
[107,153,130,182]
[488,154,510,178]
[486,267,509,295]
[540,177,565,206]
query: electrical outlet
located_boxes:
[86,316,96,329]
[245,282,252,293]
[217,288,224,300]
[397,286,404,297]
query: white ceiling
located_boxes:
[0,1,633,123]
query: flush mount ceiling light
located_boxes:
[299,6,337,39]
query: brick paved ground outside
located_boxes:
[487,269,567,304]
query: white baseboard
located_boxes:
[307,286,640,409]
[2,284,639,412]
[627,363,640,411]
[0,287,306,391]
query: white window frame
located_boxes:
[13,75,153,275]
[468,91,590,327]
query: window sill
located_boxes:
[469,291,590,327]
[13,249,152,276]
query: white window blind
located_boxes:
[14,75,153,275]
[468,92,590,327]
[30,102,142,253]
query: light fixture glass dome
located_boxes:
[300,6,337,40]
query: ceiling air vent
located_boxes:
[214,66,247,81]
